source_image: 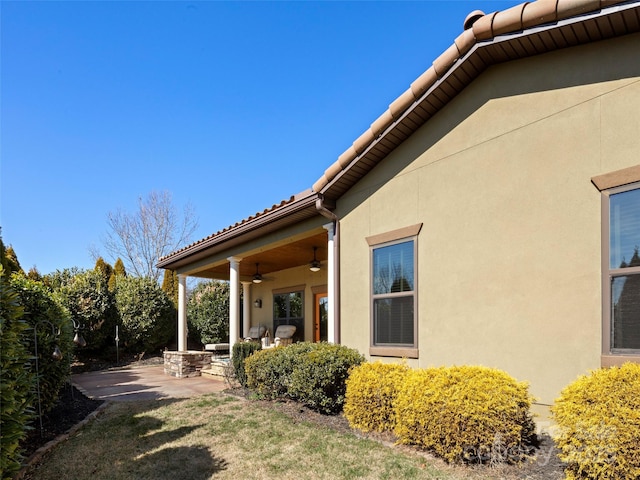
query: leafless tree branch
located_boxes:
[102,191,198,282]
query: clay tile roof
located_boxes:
[312,0,639,197]
[157,192,317,266]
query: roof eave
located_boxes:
[314,0,640,201]
[157,189,321,269]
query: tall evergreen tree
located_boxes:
[161,269,179,307]
[113,258,127,277]
[94,257,113,282]
[26,267,42,281]
[108,258,127,291]
[0,229,18,274]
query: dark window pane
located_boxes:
[272,291,304,342]
[374,296,414,346]
[612,274,640,350]
[373,241,414,295]
[319,296,328,342]
[273,294,287,319]
[289,292,303,318]
[610,188,640,269]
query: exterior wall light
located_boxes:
[254,299,262,308]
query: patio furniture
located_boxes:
[268,325,296,348]
[204,343,230,359]
[244,326,266,342]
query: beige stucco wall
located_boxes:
[337,33,640,405]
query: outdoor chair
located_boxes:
[244,325,266,342]
[269,325,296,347]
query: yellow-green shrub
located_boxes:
[344,361,409,433]
[551,363,640,480]
[394,365,536,464]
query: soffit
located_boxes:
[158,190,321,270]
[190,231,329,280]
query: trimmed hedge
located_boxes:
[114,276,175,353]
[288,343,365,414]
[11,274,73,415]
[59,269,118,352]
[245,342,364,414]
[552,363,640,480]
[232,341,261,387]
[394,366,536,464]
[344,361,409,433]
[245,342,316,399]
[0,266,32,479]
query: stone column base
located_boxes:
[163,351,213,378]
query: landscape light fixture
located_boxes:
[253,263,263,284]
[72,319,87,348]
[309,247,321,272]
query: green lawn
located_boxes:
[22,393,467,480]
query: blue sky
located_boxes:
[2,0,509,275]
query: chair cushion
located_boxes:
[247,326,266,339]
[273,325,296,339]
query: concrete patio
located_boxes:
[72,365,227,402]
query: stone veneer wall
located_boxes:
[163,351,213,378]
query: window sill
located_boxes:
[369,347,418,359]
[601,354,640,368]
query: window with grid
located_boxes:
[371,239,416,347]
[608,184,640,352]
[273,290,304,342]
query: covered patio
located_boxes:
[157,190,340,370]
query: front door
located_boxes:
[314,293,328,342]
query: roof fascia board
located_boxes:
[158,190,320,268]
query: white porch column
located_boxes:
[324,223,336,343]
[241,281,252,339]
[228,257,242,358]
[177,274,188,352]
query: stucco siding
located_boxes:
[337,33,640,405]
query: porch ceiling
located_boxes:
[193,231,328,280]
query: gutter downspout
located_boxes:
[316,195,340,344]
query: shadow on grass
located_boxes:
[132,446,228,479]
[24,397,229,480]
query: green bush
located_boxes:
[11,273,73,415]
[232,341,261,387]
[394,365,536,464]
[59,269,118,352]
[114,276,175,353]
[245,342,316,399]
[245,342,364,414]
[552,363,640,479]
[288,343,365,414]
[187,281,229,346]
[0,266,32,479]
[344,361,409,432]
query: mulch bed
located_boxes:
[20,384,104,459]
